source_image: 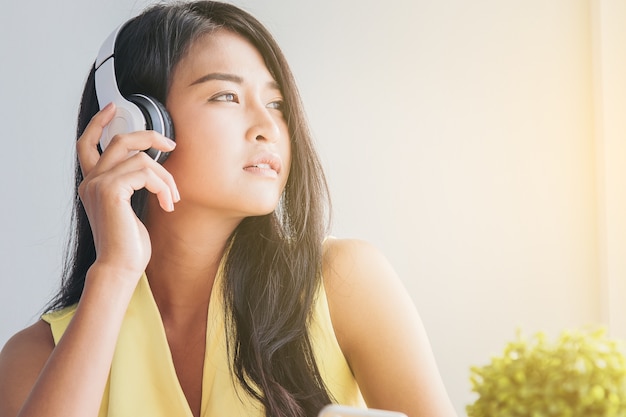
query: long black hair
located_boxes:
[47,2,333,416]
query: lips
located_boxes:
[244,152,282,176]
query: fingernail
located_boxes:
[165,137,176,148]
[103,102,114,111]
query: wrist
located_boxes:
[82,262,144,307]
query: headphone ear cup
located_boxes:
[127,94,175,164]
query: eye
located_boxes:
[211,92,239,103]
[267,99,284,112]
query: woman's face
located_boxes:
[163,29,291,219]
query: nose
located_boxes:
[246,102,282,144]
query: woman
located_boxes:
[0,2,457,417]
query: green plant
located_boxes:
[467,328,626,417]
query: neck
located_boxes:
[143,198,241,325]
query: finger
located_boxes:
[120,166,177,212]
[124,151,180,205]
[77,102,117,177]
[94,151,180,207]
[93,130,176,175]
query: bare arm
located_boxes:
[323,238,458,417]
[0,271,137,417]
[0,103,178,417]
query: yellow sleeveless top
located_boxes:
[42,267,364,416]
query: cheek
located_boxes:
[164,122,240,191]
[166,140,238,180]
[170,109,241,164]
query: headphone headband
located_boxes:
[95,22,150,151]
[95,23,124,68]
[94,21,174,163]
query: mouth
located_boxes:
[244,153,282,176]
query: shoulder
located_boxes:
[321,237,412,354]
[321,237,397,287]
[0,321,54,416]
[0,320,55,369]
[320,237,458,416]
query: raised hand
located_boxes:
[76,102,179,281]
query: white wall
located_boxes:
[1,1,617,416]
[592,0,626,340]
[0,0,158,347]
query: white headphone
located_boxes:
[94,23,175,163]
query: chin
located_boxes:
[252,203,281,217]
[242,191,283,216]
[234,199,281,219]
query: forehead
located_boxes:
[171,29,275,86]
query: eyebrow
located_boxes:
[189,72,281,91]
[189,72,243,86]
